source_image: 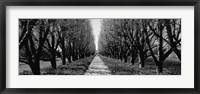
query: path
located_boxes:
[85,55,111,75]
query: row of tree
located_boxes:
[98,19,181,74]
[19,19,96,75]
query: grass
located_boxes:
[19,56,95,75]
[99,55,181,75]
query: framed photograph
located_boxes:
[0,0,200,94]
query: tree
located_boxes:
[145,19,174,74]
[134,20,150,67]
[165,19,181,61]
[45,19,60,68]
[58,19,95,64]
[99,19,181,74]
[99,19,138,64]
[19,19,96,75]
[19,19,50,75]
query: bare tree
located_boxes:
[135,20,150,67]
[145,19,173,74]
[19,19,50,75]
[45,20,60,68]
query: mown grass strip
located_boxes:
[99,55,181,75]
[19,55,95,75]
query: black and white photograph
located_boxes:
[19,19,181,75]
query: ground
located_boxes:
[99,55,181,75]
[85,55,111,75]
[19,55,181,75]
[19,56,95,75]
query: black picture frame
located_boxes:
[0,0,200,94]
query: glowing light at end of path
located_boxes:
[91,19,101,51]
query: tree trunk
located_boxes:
[67,55,71,63]
[120,56,123,61]
[62,49,66,65]
[50,34,57,69]
[131,56,135,64]
[139,53,145,68]
[156,62,163,74]
[140,59,145,68]
[61,38,66,65]
[72,48,76,61]
[25,39,41,75]
[32,55,41,75]
[124,56,128,62]
[50,50,57,69]
[158,21,164,74]
[29,62,40,75]
[131,51,137,65]
[75,49,79,60]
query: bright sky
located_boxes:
[91,19,101,51]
